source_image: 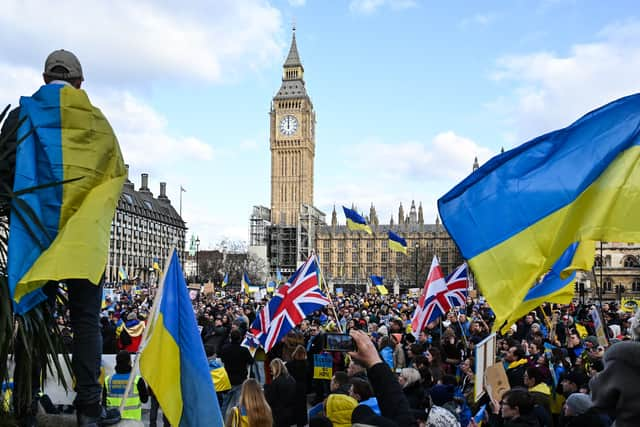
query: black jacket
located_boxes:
[403,381,425,410]
[264,374,297,427]
[560,409,608,427]
[367,362,417,427]
[286,359,309,426]
[219,342,253,386]
[489,412,541,427]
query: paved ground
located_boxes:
[37,409,150,426]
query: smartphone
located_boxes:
[324,333,356,352]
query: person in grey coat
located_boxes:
[590,340,640,427]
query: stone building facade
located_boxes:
[316,202,464,291]
[106,172,186,284]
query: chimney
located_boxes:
[158,182,169,201]
[123,164,134,190]
[140,173,152,195]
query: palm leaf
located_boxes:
[0,105,74,421]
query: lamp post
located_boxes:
[196,236,200,284]
[414,241,420,288]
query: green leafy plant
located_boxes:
[0,105,73,423]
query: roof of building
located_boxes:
[284,30,302,68]
[317,223,445,235]
[274,79,309,100]
[118,181,186,229]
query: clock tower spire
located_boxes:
[270,27,316,225]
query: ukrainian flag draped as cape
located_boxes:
[438,93,640,331]
[8,83,126,314]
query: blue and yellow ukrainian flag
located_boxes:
[139,250,223,426]
[241,272,252,293]
[8,83,126,314]
[118,266,128,281]
[370,275,388,295]
[153,257,161,271]
[276,267,283,284]
[388,230,408,254]
[221,272,228,288]
[343,206,372,234]
[438,93,640,330]
[502,242,588,330]
[266,280,276,293]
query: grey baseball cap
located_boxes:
[44,49,84,81]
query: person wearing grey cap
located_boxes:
[560,393,608,427]
[0,49,122,427]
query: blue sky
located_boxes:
[2,0,640,248]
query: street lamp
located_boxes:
[414,241,420,288]
[196,236,200,284]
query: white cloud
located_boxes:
[349,0,417,15]
[0,0,283,84]
[316,131,494,227]
[346,131,492,181]
[491,19,640,141]
[288,0,306,6]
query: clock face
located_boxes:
[279,115,298,136]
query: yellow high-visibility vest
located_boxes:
[105,373,142,420]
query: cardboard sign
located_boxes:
[484,363,510,403]
[203,282,214,295]
[313,353,333,380]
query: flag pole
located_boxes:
[118,246,176,415]
[315,253,344,333]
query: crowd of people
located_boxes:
[56,281,640,427]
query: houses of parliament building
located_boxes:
[248,28,640,298]
[249,28,463,290]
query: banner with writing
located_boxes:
[313,353,333,380]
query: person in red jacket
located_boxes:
[117,312,145,353]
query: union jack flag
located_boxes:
[444,263,469,308]
[250,255,330,352]
[411,256,450,334]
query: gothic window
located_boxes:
[366,252,373,262]
[352,252,358,262]
[604,279,613,292]
[633,280,640,292]
[594,256,602,267]
[381,252,388,262]
[623,256,639,267]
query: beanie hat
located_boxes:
[566,393,592,415]
[429,384,454,406]
[127,312,137,321]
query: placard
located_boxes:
[591,306,609,347]
[313,353,333,380]
[484,363,510,403]
[474,333,497,402]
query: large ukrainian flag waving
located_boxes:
[140,250,223,426]
[438,93,640,331]
[8,83,126,314]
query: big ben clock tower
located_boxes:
[270,27,316,226]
